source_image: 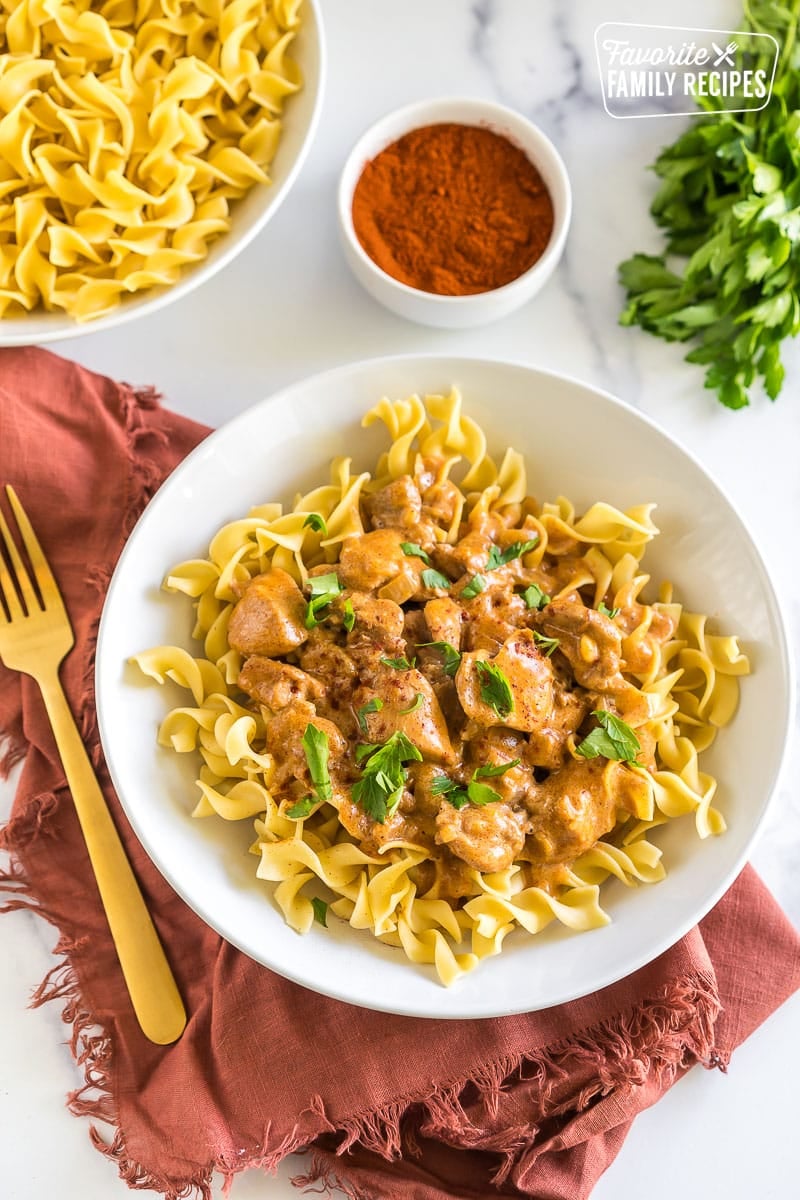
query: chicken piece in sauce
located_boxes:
[238,656,323,712]
[435,800,529,874]
[456,630,554,733]
[354,665,455,765]
[228,568,308,658]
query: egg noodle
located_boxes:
[0,0,303,321]
[134,390,749,986]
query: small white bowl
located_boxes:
[0,0,325,346]
[337,97,571,329]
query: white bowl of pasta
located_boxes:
[96,356,792,1018]
[0,0,324,344]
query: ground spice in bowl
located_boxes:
[351,122,555,296]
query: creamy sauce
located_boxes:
[228,460,675,901]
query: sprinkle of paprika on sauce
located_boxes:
[351,122,555,296]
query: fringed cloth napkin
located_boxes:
[1,347,798,1200]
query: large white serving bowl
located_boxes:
[0,0,325,347]
[96,356,793,1020]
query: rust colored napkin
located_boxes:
[1,346,799,1200]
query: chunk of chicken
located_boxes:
[228,568,308,658]
[463,728,531,804]
[337,529,414,592]
[524,757,620,865]
[354,666,455,765]
[264,700,348,792]
[297,629,358,687]
[424,596,464,649]
[435,800,529,873]
[347,592,405,652]
[538,598,623,691]
[455,630,554,732]
[238,657,323,712]
[463,588,527,654]
[366,475,423,531]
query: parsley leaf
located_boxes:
[466,780,503,806]
[353,731,422,823]
[486,538,539,571]
[462,574,486,599]
[303,513,328,535]
[431,775,459,796]
[343,597,355,632]
[522,583,550,610]
[421,567,451,591]
[399,692,424,714]
[533,631,560,657]
[417,641,462,676]
[575,710,641,763]
[380,655,415,670]
[476,660,514,720]
[286,796,318,820]
[311,897,328,927]
[302,723,332,802]
[356,696,383,733]
[401,542,431,564]
[598,602,619,619]
[304,572,343,629]
[618,12,800,409]
[473,758,520,779]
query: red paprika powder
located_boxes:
[351,122,555,296]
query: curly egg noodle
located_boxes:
[134,390,750,986]
[0,0,303,321]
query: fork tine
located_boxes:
[0,502,37,617]
[5,486,60,608]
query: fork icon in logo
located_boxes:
[712,40,738,66]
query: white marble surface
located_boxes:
[2,1,800,1197]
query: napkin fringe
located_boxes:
[292,968,721,1199]
[0,830,726,1200]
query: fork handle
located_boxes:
[39,671,187,1045]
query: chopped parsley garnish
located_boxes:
[304,572,343,629]
[430,764,511,809]
[466,780,503,806]
[303,513,328,535]
[486,538,539,571]
[399,692,424,715]
[356,696,383,733]
[473,758,520,779]
[302,723,333,803]
[598,602,620,619]
[421,567,451,591]
[353,731,422,823]
[286,795,319,820]
[401,542,431,564]
[575,711,641,764]
[462,574,486,600]
[342,597,355,632]
[533,631,560,657]
[522,583,550,610]
[417,641,462,677]
[475,660,514,720]
[380,655,415,671]
[311,897,329,927]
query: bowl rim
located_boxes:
[95,352,796,1018]
[337,96,573,306]
[0,0,327,348]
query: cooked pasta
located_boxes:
[134,389,750,986]
[0,0,303,321]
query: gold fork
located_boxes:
[0,485,186,1045]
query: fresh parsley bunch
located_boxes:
[619,1,800,409]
